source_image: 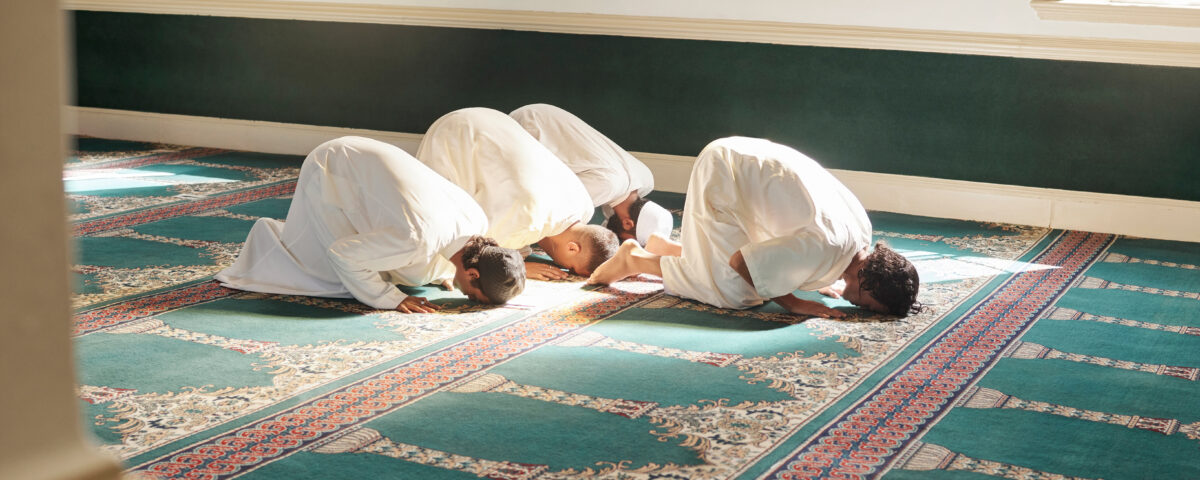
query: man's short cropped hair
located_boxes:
[577,224,619,274]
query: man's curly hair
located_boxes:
[461,235,525,304]
[858,241,921,316]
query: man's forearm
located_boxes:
[729,250,755,288]
[772,292,845,319]
[772,293,803,311]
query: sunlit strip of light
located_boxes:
[64,169,172,180]
[64,168,238,193]
[900,249,1059,283]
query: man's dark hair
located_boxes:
[576,224,619,274]
[461,236,525,304]
[858,241,921,316]
[604,196,649,238]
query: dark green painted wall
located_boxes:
[74,11,1200,201]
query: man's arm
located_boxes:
[770,293,846,319]
[516,245,568,280]
[728,249,757,289]
[525,261,568,280]
[818,279,845,299]
[730,250,845,319]
[327,230,421,310]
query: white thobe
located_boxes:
[660,137,872,309]
[415,107,593,250]
[215,136,489,309]
[509,104,653,213]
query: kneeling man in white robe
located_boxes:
[216,136,526,312]
[588,137,920,318]
[509,103,673,246]
[417,107,618,280]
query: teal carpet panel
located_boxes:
[69,138,1198,479]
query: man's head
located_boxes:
[454,236,525,304]
[541,223,618,276]
[606,196,673,246]
[606,196,648,242]
[842,242,921,316]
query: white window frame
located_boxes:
[1031,0,1200,27]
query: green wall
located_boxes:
[73,11,1200,201]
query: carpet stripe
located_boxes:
[129,285,659,479]
[67,147,229,170]
[73,281,239,336]
[765,230,1114,480]
[73,181,296,236]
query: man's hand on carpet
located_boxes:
[818,285,843,299]
[773,294,846,319]
[396,296,439,313]
[819,279,846,299]
[525,261,568,281]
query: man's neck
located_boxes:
[541,221,580,248]
[448,248,466,270]
[840,248,870,281]
[613,191,638,216]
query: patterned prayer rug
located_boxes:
[70,138,1199,479]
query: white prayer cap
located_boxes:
[635,201,673,246]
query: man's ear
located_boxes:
[467,268,481,281]
[621,217,636,233]
[567,241,581,254]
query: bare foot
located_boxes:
[587,239,645,285]
[644,233,682,257]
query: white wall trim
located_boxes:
[62,0,1200,68]
[827,169,1200,243]
[69,106,1200,243]
[70,106,424,156]
[1032,0,1200,28]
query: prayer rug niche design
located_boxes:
[71,138,1199,479]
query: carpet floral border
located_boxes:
[766,231,1115,480]
[129,283,661,479]
[74,181,296,236]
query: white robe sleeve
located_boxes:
[326,228,425,310]
[739,234,843,299]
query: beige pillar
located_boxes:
[0,2,125,479]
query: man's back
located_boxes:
[678,137,872,301]
[697,136,869,249]
[217,136,489,308]
[289,136,483,247]
[510,103,653,209]
[416,107,593,249]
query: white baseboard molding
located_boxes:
[70,106,1200,243]
[70,106,424,156]
[827,169,1200,243]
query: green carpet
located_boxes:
[69,137,1199,479]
